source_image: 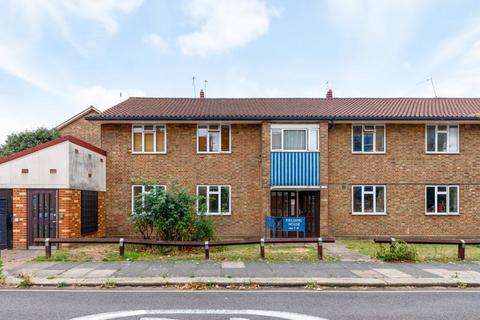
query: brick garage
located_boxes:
[0,136,107,249]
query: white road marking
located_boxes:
[69,309,329,320]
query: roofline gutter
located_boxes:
[86,115,480,122]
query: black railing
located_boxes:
[35,237,335,260]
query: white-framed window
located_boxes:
[425,185,459,215]
[197,124,231,153]
[197,185,231,215]
[131,185,166,213]
[352,185,386,215]
[352,125,385,153]
[425,125,459,153]
[271,124,319,151]
[132,125,166,154]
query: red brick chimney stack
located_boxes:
[200,89,205,98]
[326,89,333,99]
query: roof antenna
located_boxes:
[192,76,197,98]
[325,81,329,91]
[204,80,208,96]
[426,78,438,98]
[119,92,122,101]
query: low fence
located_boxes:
[374,237,480,260]
[34,237,335,260]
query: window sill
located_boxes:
[198,213,231,216]
[132,152,167,155]
[425,212,460,216]
[352,212,387,216]
[197,152,231,154]
[425,152,460,155]
[271,150,319,153]
[352,151,386,154]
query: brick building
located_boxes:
[2,93,480,248]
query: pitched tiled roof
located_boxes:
[87,97,480,121]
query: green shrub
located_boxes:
[131,181,215,241]
[376,241,418,262]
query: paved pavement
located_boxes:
[0,288,479,319]
[5,259,480,287]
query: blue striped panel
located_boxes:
[271,152,320,186]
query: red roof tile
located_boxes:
[87,97,480,121]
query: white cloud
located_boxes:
[177,0,277,56]
[69,85,146,110]
[143,33,169,52]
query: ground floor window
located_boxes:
[425,185,458,215]
[81,190,98,235]
[131,185,166,213]
[352,185,386,214]
[197,185,230,215]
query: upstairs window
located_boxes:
[197,185,231,215]
[132,185,166,213]
[271,126,318,151]
[426,125,459,153]
[352,125,385,153]
[425,185,459,215]
[132,125,166,153]
[197,125,231,153]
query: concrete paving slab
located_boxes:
[221,261,245,269]
[373,268,415,279]
[112,262,151,277]
[84,269,118,278]
[60,268,95,278]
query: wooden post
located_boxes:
[45,238,51,258]
[119,238,125,257]
[260,238,265,259]
[390,237,396,245]
[458,240,466,260]
[317,237,323,260]
[204,241,209,259]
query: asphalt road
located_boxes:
[0,288,478,320]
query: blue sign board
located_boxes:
[282,217,305,232]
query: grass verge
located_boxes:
[32,243,336,263]
[340,240,480,262]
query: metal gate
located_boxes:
[0,189,13,249]
[28,190,57,247]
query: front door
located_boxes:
[298,191,320,237]
[28,190,57,247]
[0,189,13,249]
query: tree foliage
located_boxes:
[131,182,215,241]
[0,127,60,158]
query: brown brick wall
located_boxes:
[102,123,265,239]
[12,189,27,249]
[59,110,101,147]
[328,123,480,238]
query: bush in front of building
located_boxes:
[376,241,418,262]
[131,182,214,241]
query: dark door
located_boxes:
[271,191,297,237]
[28,190,57,247]
[298,191,320,237]
[0,189,13,249]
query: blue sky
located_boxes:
[1,0,480,142]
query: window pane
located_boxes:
[364,193,374,212]
[449,187,458,213]
[198,186,207,213]
[144,132,154,152]
[375,126,385,152]
[437,192,447,213]
[272,129,282,150]
[156,127,165,152]
[353,187,362,212]
[364,186,374,192]
[426,126,435,152]
[284,130,306,150]
[198,127,208,152]
[308,129,318,151]
[426,187,435,212]
[221,186,230,213]
[133,186,142,212]
[209,190,219,213]
[144,125,154,131]
[375,186,385,212]
[209,131,220,152]
[133,132,142,152]
[352,126,362,152]
[448,126,458,152]
[437,132,447,152]
[363,132,374,152]
[221,125,230,152]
